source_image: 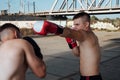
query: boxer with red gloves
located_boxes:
[33,12,102,80]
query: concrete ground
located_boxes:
[26,31,120,80]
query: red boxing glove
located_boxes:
[33,20,63,35]
[65,37,77,49]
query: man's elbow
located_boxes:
[37,65,46,78]
[37,71,46,78]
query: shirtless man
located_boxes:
[0,23,46,80]
[61,12,102,80]
[33,12,102,80]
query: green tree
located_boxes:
[102,18,112,23]
[113,18,120,28]
[91,16,99,21]
[91,15,99,24]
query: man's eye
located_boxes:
[75,24,79,26]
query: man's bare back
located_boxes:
[0,39,46,80]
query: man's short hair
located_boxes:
[0,23,20,32]
[73,12,90,22]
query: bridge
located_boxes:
[30,0,120,16]
[1,0,120,20]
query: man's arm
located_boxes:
[65,37,80,57]
[72,46,80,57]
[60,27,84,41]
[23,36,43,60]
[23,40,46,78]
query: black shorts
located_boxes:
[80,74,102,80]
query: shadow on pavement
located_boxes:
[100,38,120,80]
[26,37,120,80]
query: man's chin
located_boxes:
[71,27,81,31]
[72,28,78,31]
[75,29,81,31]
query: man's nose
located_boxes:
[71,26,76,29]
[72,26,78,30]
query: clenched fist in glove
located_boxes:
[33,20,63,35]
[23,36,43,60]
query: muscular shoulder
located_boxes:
[1,39,30,48]
[80,30,99,44]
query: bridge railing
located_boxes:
[29,0,120,16]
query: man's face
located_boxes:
[73,17,89,31]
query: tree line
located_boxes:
[91,16,120,28]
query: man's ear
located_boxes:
[83,22,90,31]
[85,22,90,27]
[14,31,18,38]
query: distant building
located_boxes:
[1,10,8,15]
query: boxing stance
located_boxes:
[0,23,46,80]
[33,12,102,80]
[0,23,43,60]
